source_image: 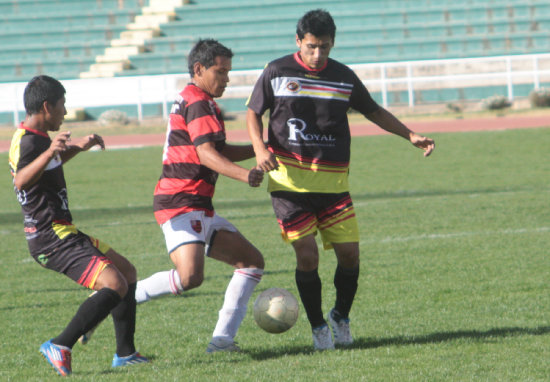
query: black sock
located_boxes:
[53,288,121,348]
[111,282,137,357]
[295,268,325,328]
[333,265,359,320]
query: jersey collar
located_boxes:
[294,51,328,72]
[19,122,49,138]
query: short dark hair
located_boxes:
[187,39,233,77]
[23,75,66,115]
[296,9,336,41]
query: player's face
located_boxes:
[45,96,67,131]
[296,33,333,70]
[194,55,232,98]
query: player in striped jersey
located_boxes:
[9,75,148,376]
[134,39,265,353]
[247,9,435,350]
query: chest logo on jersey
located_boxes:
[286,81,301,92]
[287,118,336,144]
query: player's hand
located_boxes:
[410,133,435,157]
[77,134,105,151]
[49,131,72,156]
[248,167,264,187]
[255,147,278,172]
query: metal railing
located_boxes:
[2,53,550,126]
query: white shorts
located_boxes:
[161,210,238,255]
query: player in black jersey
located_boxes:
[247,9,435,350]
[9,75,148,376]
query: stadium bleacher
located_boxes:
[0,0,144,82]
[1,0,549,81]
[1,0,550,120]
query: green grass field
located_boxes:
[1,128,549,381]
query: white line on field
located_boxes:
[353,188,549,207]
[373,226,550,244]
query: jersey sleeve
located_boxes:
[349,71,380,116]
[12,134,48,174]
[247,64,275,115]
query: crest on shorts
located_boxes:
[191,220,202,233]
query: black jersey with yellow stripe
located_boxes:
[247,52,380,193]
[9,125,75,257]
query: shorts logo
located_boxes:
[23,216,39,239]
[37,254,48,266]
[191,220,202,233]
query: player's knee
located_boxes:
[248,248,265,269]
[97,269,129,298]
[110,276,128,298]
[334,244,360,268]
[296,255,319,271]
[180,273,204,290]
[338,254,359,268]
[293,242,319,271]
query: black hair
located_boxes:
[296,9,336,41]
[187,39,233,77]
[23,75,66,115]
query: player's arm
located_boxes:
[60,134,105,163]
[221,143,255,162]
[13,131,71,191]
[366,107,435,157]
[196,141,263,187]
[246,108,278,172]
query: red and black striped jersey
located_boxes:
[9,124,77,256]
[153,84,226,224]
[247,52,380,193]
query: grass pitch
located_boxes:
[1,127,549,381]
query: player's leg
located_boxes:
[317,192,360,346]
[271,191,325,328]
[271,191,333,350]
[292,234,324,327]
[206,225,264,352]
[39,238,123,375]
[134,212,207,303]
[78,238,137,345]
[326,242,359,346]
[99,247,148,365]
[291,235,334,350]
[332,242,360,320]
[170,242,206,290]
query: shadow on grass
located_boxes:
[2,185,537,226]
[246,325,550,360]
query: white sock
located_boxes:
[212,268,263,341]
[135,269,183,304]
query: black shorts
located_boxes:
[270,191,359,249]
[33,232,112,289]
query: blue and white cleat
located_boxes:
[112,352,149,368]
[312,323,335,350]
[327,308,353,346]
[206,337,241,353]
[39,340,72,376]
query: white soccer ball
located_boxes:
[253,287,299,333]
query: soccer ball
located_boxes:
[253,287,299,333]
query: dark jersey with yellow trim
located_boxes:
[153,84,226,225]
[247,52,380,193]
[9,124,76,257]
